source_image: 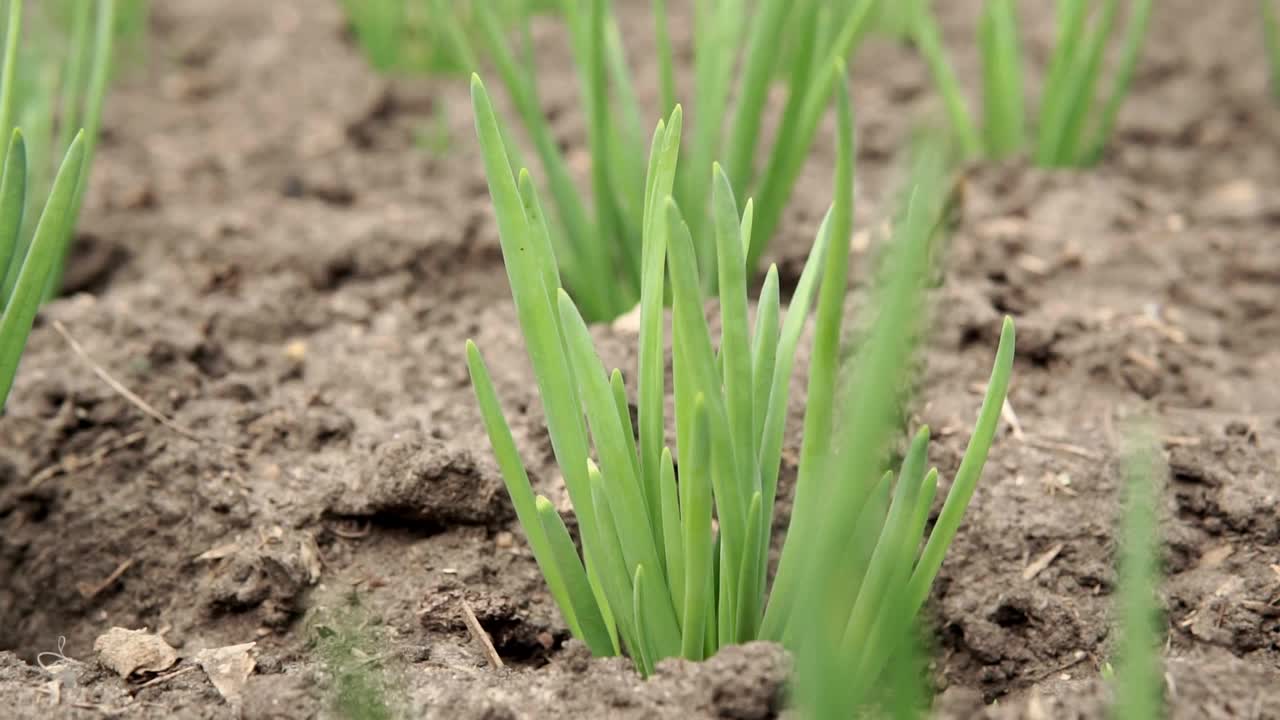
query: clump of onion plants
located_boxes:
[455,0,878,321]
[465,62,1015,698]
[0,0,121,297]
[915,0,1152,166]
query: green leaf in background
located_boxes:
[347,0,878,320]
[919,0,1152,167]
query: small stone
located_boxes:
[1199,179,1262,221]
[284,340,308,361]
[93,628,178,678]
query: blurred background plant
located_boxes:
[339,0,558,76]
[916,0,1152,166]
[342,0,878,321]
[1110,423,1165,720]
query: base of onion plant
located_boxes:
[0,129,87,409]
[465,66,1014,686]
[916,0,1152,166]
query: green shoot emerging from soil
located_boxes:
[916,0,1152,166]
[0,0,121,298]
[466,65,1015,698]
[1265,0,1280,101]
[309,592,402,720]
[1110,425,1165,720]
[444,0,878,321]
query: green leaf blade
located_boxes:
[0,129,27,308]
[0,132,85,407]
[537,495,616,655]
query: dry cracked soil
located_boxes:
[1,0,1278,718]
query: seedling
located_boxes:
[465,62,1014,702]
[871,0,930,41]
[916,0,1152,166]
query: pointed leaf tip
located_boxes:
[470,74,488,103]
[667,105,683,131]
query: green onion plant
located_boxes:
[1110,425,1164,720]
[456,0,879,321]
[465,66,1015,700]
[0,131,87,409]
[0,0,120,298]
[916,0,1152,166]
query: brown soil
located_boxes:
[2,0,1278,717]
